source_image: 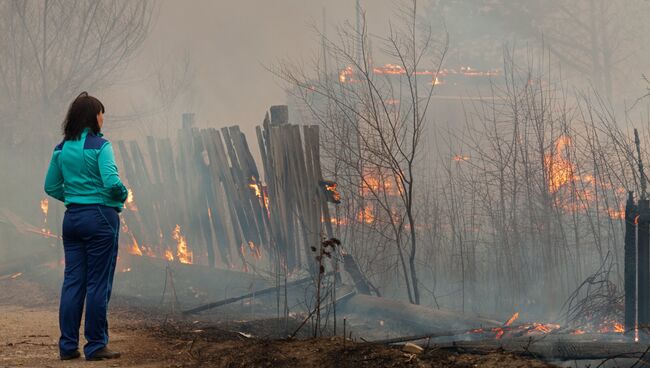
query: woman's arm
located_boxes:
[98,142,128,203]
[44,150,65,202]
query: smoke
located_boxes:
[102,0,396,141]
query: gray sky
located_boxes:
[105,0,396,140]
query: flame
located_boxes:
[358,203,375,224]
[504,312,519,327]
[40,198,49,218]
[494,328,505,339]
[164,249,174,261]
[361,170,401,197]
[329,217,348,225]
[545,135,575,193]
[325,183,341,203]
[598,321,625,333]
[452,155,470,162]
[172,224,193,264]
[121,267,132,273]
[248,178,262,198]
[128,237,143,256]
[338,64,499,85]
[606,208,625,220]
[339,66,353,83]
[125,187,138,211]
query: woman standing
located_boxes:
[44,92,128,361]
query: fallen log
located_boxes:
[339,294,501,335]
[433,337,648,361]
[182,272,337,315]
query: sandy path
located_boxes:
[0,304,183,368]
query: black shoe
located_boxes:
[86,347,121,361]
[60,350,81,360]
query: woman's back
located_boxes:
[47,127,126,210]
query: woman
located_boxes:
[44,92,128,361]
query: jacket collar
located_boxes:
[82,127,103,137]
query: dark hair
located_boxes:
[62,92,105,140]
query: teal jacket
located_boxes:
[44,128,128,211]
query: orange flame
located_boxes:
[125,187,138,211]
[164,249,174,262]
[358,203,375,224]
[494,328,505,339]
[248,178,262,198]
[325,183,341,203]
[606,208,625,220]
[172,224,193,264]
[128,237,143,256]
[545,136,574,193]
[339,66,353,83]
[504,312,519,327]
[40,198,49,218]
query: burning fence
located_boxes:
[112,105,335,273]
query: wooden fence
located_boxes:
[114,106,333,273]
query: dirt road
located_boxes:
[0,277,556,368]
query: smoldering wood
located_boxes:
[339,294,501,335]
[431,338,650,361]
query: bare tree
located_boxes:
[0,0,156,135]
[276,1,448,305]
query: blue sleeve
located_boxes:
[98,142,128,203]
[44,151,65,202]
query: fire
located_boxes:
[452,155,470,162]
[339,66,353,83]
[494,328,505,339]
[40,198,50,234]
[598,321,625,333]
[504,312,519,327]
[361,170,401,197]
[606,208,625,220]
[128,237,143,256]
[248,178,262,198]
[164,249,174,261]
[125,187,138,211]
[329,217,348,226]
[172,224,193,264]
[40,198,49,218]
[358,203,375,224]
[339,64,500,85]
[545,135,575,193]
[325,183,341,203]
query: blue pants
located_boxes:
[59,204,119,358]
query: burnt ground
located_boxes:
[0,276,557,368]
